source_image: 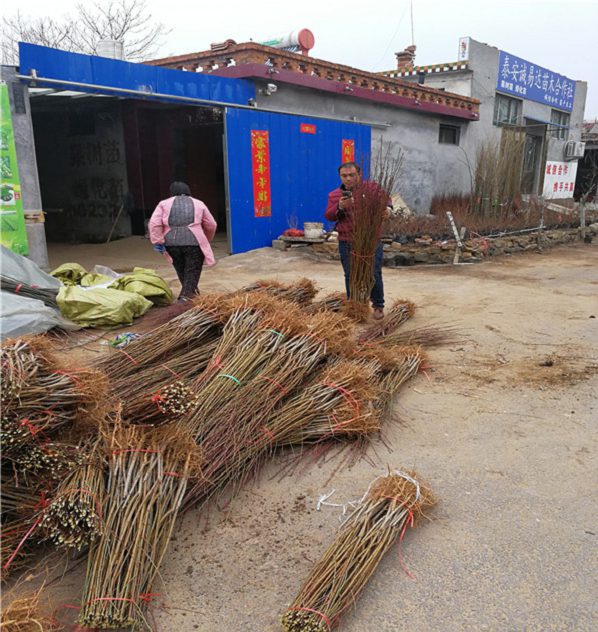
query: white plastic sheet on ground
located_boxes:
[0,292,78,340]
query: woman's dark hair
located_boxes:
[169,181,191,196]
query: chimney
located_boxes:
[395,45,416,71]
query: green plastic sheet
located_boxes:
[50,262,87,286]
[57,286,152,327]
[109,267,173,305]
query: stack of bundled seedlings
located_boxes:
[96,296,224,421]
[357,299,416,343]
[39,445,106,552]
[239,277,318,306]
[179,293,308,437]
[79,420,200,630]
[1,337,106,579]
[303,292,347,315]
[1,337,105,484]
[281,469,436,631]
[182,308,356,507]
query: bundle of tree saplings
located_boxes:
[281,469,436,631]
[239,277,318,306]
[96,294,224,384]
[182,309,349,507]
[180,293,312,438]
[1,337,106,474]
[359,345,426,418]
[0,274,60,308]
[79,420,200,630]
[357,299,416,343]
[303,292,347,315]
[40,447,105,552]
[263,359,382,448]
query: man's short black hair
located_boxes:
[338,162,361,174]
[169,181,191,196]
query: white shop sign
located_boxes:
[542,160,578,199]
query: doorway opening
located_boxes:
[30,93,228,248]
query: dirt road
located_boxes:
[38,241,598,630]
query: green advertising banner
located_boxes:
[0,82,29,255]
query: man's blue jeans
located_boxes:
[338,241,384,308]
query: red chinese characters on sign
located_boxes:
[341,139,355,163]
[251,130,272,218]
[300,123,316,134]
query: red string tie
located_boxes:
[160,364,180,378]
[116,348,139,365]
[257,375,287,394]
[54,370,82,386]
[15,283,23,293]
[2,516,42,570]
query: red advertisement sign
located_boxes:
[251,130,272,217]
[341,139,355,162]
[300,123,316,134]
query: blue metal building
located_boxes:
[15,44,371,254]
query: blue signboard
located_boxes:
[497,50,575,112]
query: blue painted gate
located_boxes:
[224,108,371,254]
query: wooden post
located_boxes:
[580,200,586,242]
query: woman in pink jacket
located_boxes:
[148,182,217,302]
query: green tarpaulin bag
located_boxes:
[50,262,87,286]
[80,272,114,287]
[109,267,173,306]
[57,286,152,327]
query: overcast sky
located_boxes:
[16,0,598,118]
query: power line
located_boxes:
[372,3,409,69]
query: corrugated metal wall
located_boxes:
[225,108,371,254]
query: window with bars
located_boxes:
[550,109,570,140]
[493,93,522,126]
[438,124,460,145]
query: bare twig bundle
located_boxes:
[95,297,223,383]
[183,332,327,507]
[360,345,425,418]
[348,182,390,306]
[358,300,416,343]
[239,277,318,305]
[1,337,108,456]
[79,421,199,630]
[372,324,460,348]
[266,360,382,448]
[281,469,435,631]
[40,450,105,552]
[303,292,347,315]
[0,275,60,308]
[0,585,60,631]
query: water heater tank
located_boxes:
[259,29,315,55]
[96,39,125,60]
